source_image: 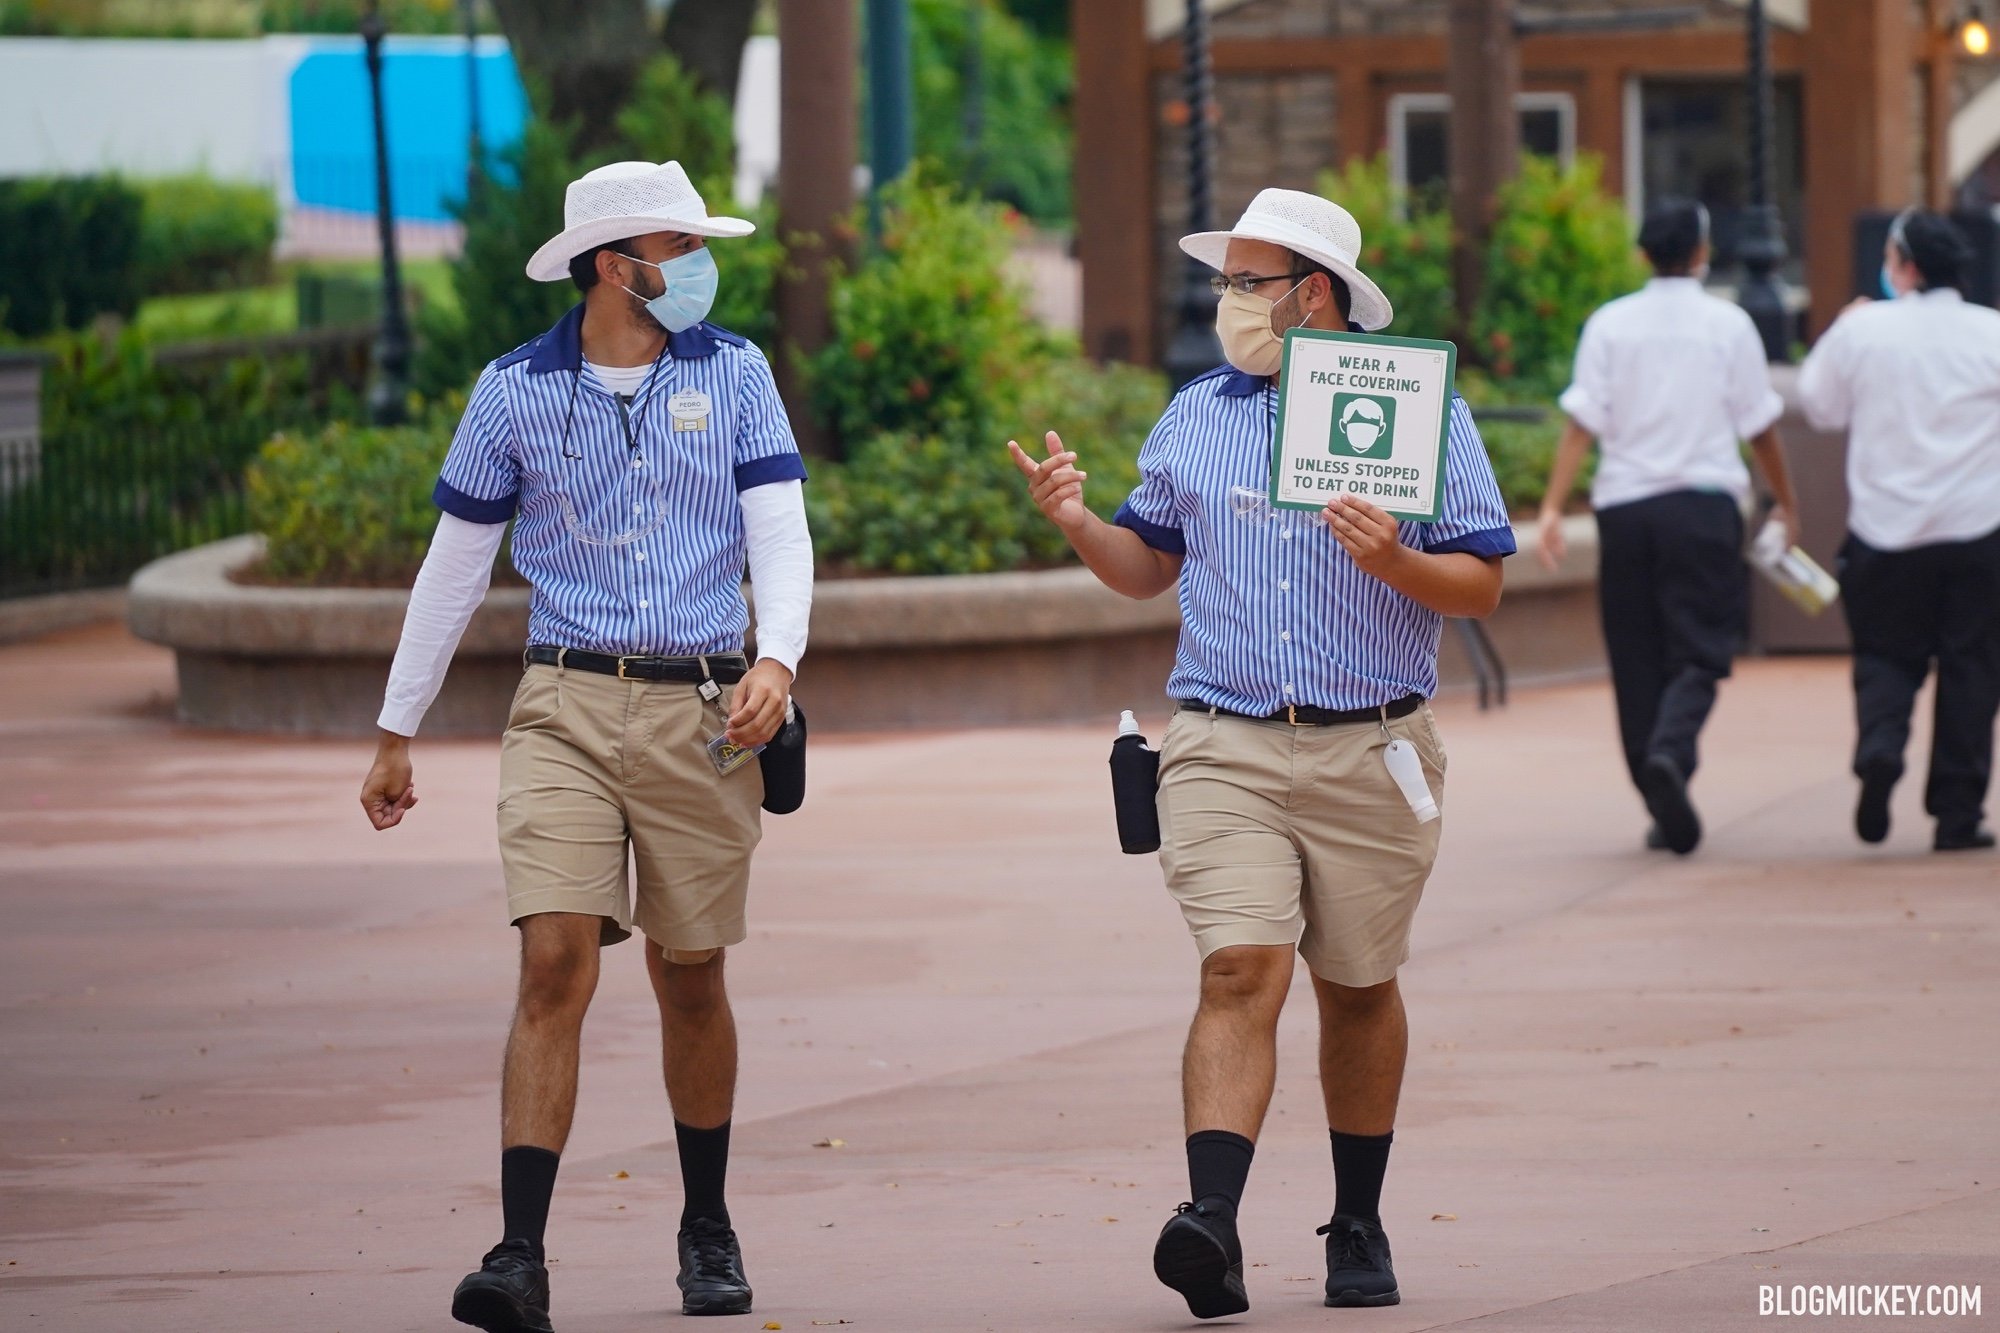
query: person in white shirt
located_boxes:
[1797,209,2000,853]
[1537,199,1800,855]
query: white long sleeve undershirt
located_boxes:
[375,482,814,737]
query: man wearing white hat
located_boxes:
[1012,189,1513,1316]
[358,161,813,1330]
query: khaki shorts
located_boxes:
[496,664,763,954]
[1155,703,1447,988]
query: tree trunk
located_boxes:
[1447,0,1519,338]
[663,0,758,106]
[489,0,658,155]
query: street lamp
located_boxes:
[361,0,411,425]
[1735,0,1792,363]
[865,0,913,242]
[1162,0,1223,388]
[461,0,482,180]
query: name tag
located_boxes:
[669,388,712,433]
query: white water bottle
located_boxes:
[1382,738,1439,823]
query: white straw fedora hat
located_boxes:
[525,160,755,283]
[1179,188,1394,331]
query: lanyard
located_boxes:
[558,345,669,461]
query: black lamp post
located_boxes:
[1162,0,1224,388]
[362,0,411,425]
[1736,0,1792,362]
[461,0,482,180]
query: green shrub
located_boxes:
[247,414,461,585]
[615,50,735,186]
[808,354,1164,576]
[134,176,278,297]
[39,325,328,435]
[811,176,1050,446]
[1473,154,1646,393]
[908,0,1073,223]
[0,0,482,37]
[1319,155,1455,344]
[0,176,143,337]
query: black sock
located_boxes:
[500,1145,561,1256]
[1185,1129,1255,1219]
[675,1119,732,1228]
[1330,1129,1393,1223]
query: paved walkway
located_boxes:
[1,625,1994,1332]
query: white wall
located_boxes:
[0,38,290,183]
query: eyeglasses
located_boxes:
[1209,271,1314,297]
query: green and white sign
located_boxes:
[1269,327,1458,522]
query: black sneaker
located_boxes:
[678,1216,753,1316]
[451,1238,553,1332]
[1638,756,1701,855]
[1152,1201,1248,1320]
[1934,823,1996,853]
[1318,1214,1399,1307]
[1856,762,1897,844]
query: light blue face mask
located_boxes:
[1880,263,1899,300]
[620,246,718,333]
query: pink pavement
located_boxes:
[1,623,1995,1332]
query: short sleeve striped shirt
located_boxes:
[433,305,807,657]
[1113,363,1515,712]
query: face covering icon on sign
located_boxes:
[1331,393,1395,459]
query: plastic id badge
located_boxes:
[707,732,765,777]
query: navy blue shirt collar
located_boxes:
[523,304,728,375]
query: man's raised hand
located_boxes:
[1008,430,1089,532]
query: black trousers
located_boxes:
[1595,491,1747,793]
[1838,527,2000,834]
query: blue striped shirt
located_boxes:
[1113,364,1515,712]
[434,305,807,656]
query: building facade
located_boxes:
[1074,0,2000,367]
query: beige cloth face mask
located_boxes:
[1215,277,1309,377]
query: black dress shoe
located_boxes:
[452,1238,553,1332]
[1934,824,1996,852]
[1638,756,1701,855]
[1152,1201,1248,1320]
[1318,1213,1400,1307]
[678,1216,754,1316]
[1856,762,1897,844]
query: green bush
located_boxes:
[0,176,143,337]
[1319,155,1455,345]
[0,0,482,37]
[247,413,462,585]
[39,325,331,435]
[1473,154,1646,393]
[134,176,278,297]
[807,355,1162,576]
[811,176,1051,446]
[908,0,1073,223]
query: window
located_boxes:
[1634,76,1805,274]
[1388,92,1577,203]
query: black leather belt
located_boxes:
[1177,693,1424,726]
[524,645,748,684]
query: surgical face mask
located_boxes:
[1345,421,1383,452]
[620,246,718,333]
[1215,277,1308,377]
[1879,263,1900,300]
